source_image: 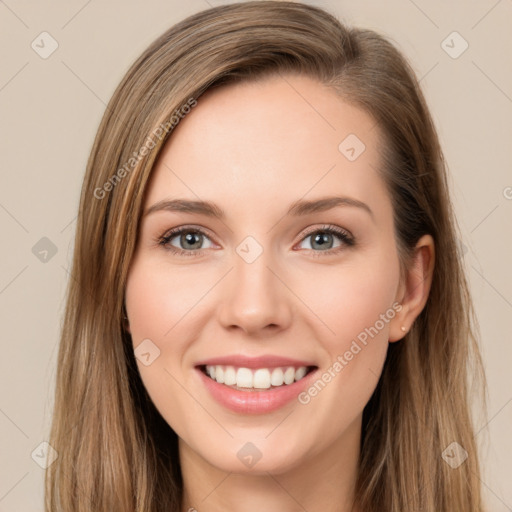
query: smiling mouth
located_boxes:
[198,364,318,391]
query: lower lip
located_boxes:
[196,366,318,414]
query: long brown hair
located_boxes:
[45,2,487,511]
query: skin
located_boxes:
[124,73,434,512]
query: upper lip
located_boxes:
[195,354,317,370]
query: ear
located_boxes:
[389,234,435,342]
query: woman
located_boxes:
[45,2,486,511]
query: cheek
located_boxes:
[124,261,205,436]
[298,250,400,349]
[292,264,397,445]
[294,248,399,406]
[125,258,209,343]
[124,261,192,392]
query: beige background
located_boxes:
[1,0,511,510]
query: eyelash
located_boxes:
[155,224,355,258]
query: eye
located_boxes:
[156,224,355,257]
[156,226,214,256]
[296,224,355,256]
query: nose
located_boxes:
[217,246,293,336]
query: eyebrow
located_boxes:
[143,196,374,220]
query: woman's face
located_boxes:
[125,74,406,474]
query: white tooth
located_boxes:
[215,366,224,384]
[236,367,253,388]
[270,367,284,386]
[294,366,307,381]
[253,369,271,389]
[283,367,295,385]
[224,366,237,386]
[211,365,307,389]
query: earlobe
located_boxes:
[389,234,435,342]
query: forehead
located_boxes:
[143,74,389,220]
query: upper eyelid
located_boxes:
[162,224,216,239]
[301,224,352,238]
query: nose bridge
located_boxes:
[235,244,275,298]
[218,237,291,333]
